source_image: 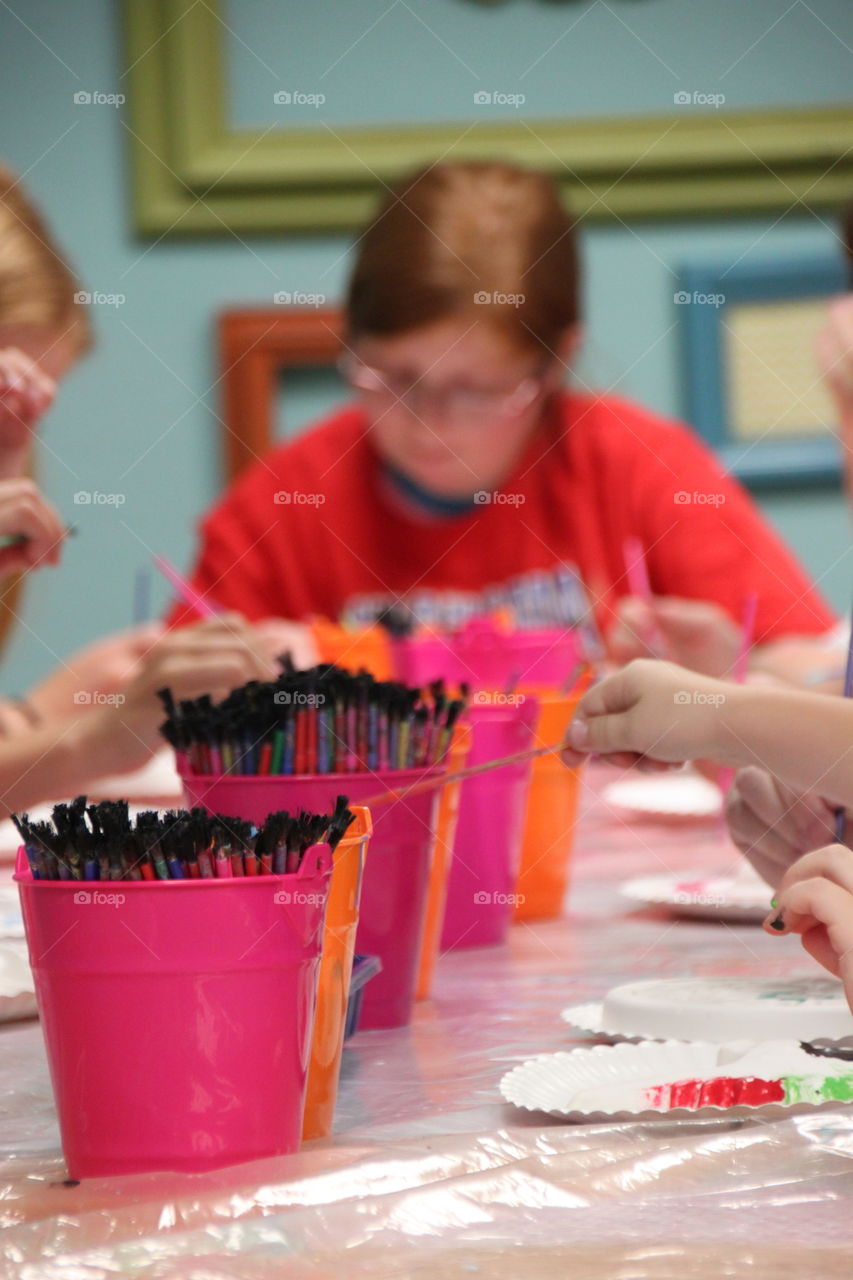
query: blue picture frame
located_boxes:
[678,253,848,488]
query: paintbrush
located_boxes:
[152,553,219,620]
[358,740,565,810]
[623,536,669,660]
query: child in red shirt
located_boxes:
[171,161,835,676]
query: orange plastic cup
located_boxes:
[415,721,471,1001]
[513,690,585,922]
[310,618,393,680]
[302,806,372,1141]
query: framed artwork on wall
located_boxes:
[122,0,853,237]
[678,253,848,487]
[217,307,342,481]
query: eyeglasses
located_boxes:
[338,354,547,423]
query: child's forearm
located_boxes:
[717,686,853,809]
[749,636,845,687]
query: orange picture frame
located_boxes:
[218,307,342,482]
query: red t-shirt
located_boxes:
[167,392,835,644]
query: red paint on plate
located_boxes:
[644,1076,786,1109]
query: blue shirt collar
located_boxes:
[383,463,477,518]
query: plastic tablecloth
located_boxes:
[3,764,853,1279]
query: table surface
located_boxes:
[3,764,853,1280]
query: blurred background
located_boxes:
[0,0,850,690]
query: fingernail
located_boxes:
[770,897,778,909]
[567,718,589,750]
[767,912,786,932]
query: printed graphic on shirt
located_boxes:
[341,565,603,651]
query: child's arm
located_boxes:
[607,594,838,685]
[563,658,853,812]
[764,845,853,1008]
[0,615,278,815]
[23,614,301,725]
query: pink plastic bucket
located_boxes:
[180,769,442,1030]
[440,696,539,951]
[392,619,583,690]
[15,845,332,1179]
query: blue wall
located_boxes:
[0,0,850,692]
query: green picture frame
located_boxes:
[122,0,853,237]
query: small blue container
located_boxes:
[344,955,383,1041]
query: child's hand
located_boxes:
[726,767,838,889]
[561,657,734,769]
[0,348,55,476]
[28,616,282,724]
[252,616,319,669]
[609,596,741,677]
[124,614,279,709]
[25,622,166,721]
[764,845,853,1000]
[0,477,65,576]
[77,615,281,777]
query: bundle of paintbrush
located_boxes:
[157,662,468,776]
[13,794,355,881]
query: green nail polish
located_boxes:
[770,897,778,909]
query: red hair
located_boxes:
[346,161,579,357]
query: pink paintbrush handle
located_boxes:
[153,554,218,620]
[623,537,670,660]
[733,591,759,686]
[624,536,652,600]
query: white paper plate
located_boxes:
[561,1001,636,1043]
[564,976,853,1045]
[500,1039,853,1121]
[0,885,24,938]
[601,773,723,821]
[620,869,771,923]
[0,941,36,1023]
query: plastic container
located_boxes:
[392,618,584,691]
[514,690,585,922]
[15,844,333,1178]
[440,696,539,952]
[180,768,444,1030]
[344,954,383,1041]
[310,618,393,679]
[302,807,372,1140]
[415,721,471,1000]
